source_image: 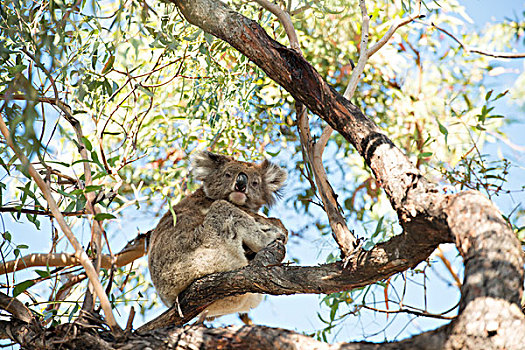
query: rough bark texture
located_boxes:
[1,0,523,349]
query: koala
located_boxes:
[148,151,288,318]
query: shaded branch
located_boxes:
[0,292,33,324]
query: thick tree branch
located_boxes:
[172,0,430,218]
[2,1,521,349]
[138,2,525,349]
[0,292,33,324]
[2,189,521,349]
[138,219,448,331]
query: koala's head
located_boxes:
[191,151,287,212]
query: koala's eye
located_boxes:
[252,180,259,187]
[224,172,232,178]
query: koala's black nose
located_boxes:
[235,172,248,192]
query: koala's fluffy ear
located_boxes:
[260,160,287,203]
[191,151,232,181]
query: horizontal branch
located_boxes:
[138,221,449,331]
[0,233,147,275]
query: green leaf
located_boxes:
[82,137,93,151]
[2,231,11,242]
[485,90,493,101]
[69,189,84,195]
[84,185,103,193]
[418,152,433,158]
[494,90,509,100]
[64,200,76,212]
[137,85,153,97]
[0,154,9,174]
[76,195,87,212]
[35,269,50,278]
[94,213,116,221]
[69,303,80,322]
[7,64,27,75]
[13,280,35,297]
[437,119,448,144]
[101,55,115,74]
[371,216,384,240]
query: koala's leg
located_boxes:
[204,200,287,255]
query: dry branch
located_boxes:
[252,0,359,255]
[0,233,147,275]
[420,20,525,59]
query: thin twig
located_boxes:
[361,304,456,320]
[417,20,525,59]
[368,2,423,57]
[44,272,87,317]
[414,20,525,59]
[125,306,135,332]
[344,0,421,99]
[0,206,85,217]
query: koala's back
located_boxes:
[150,188,211,251]
[148,188,248,306]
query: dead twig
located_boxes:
[418,20,525,59]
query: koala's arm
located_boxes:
[204,200,287,253]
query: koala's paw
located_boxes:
[259,224,287,243]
